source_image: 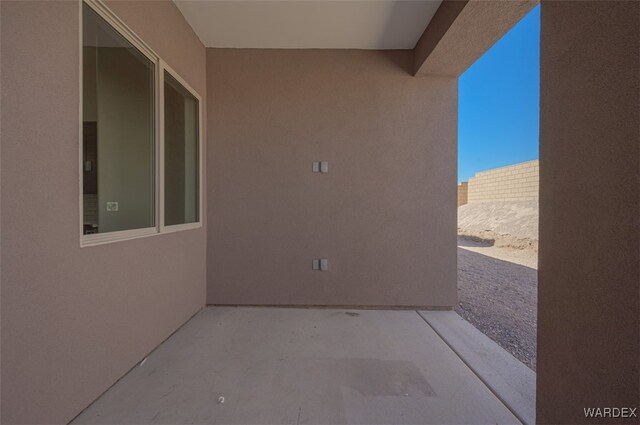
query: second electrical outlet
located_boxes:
[312,259,328,271]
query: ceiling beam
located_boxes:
[413,0,539,77]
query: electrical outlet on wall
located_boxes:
[106,202,119,212]
[320,258,328,271]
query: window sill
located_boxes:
[161,222,202,234]
[80,222,201,247]
[81,227,158,247]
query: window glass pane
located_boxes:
[164,72,199,226]
[82,3,155,235]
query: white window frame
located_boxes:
[79,0,203,247]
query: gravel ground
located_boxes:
[456,236,538,370]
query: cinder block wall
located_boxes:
[457,182,468,206]
[467,160,539,202]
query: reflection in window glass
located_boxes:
[164,72,199,226]
[82,3,155,235]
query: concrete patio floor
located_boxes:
[72,307,532,425]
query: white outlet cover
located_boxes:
[320,258,328,271]
[106,202,119,212]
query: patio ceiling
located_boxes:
[173,0,442,49]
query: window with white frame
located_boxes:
[81,0,201,246]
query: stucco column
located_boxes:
[537,1,639,423]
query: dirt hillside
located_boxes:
[457,200,538,249]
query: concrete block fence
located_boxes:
[457,182,468,206]
[459,160,539,204]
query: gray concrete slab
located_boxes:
[419,311,535,425]
[73,307,520,425]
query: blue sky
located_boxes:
[458,5,540,183]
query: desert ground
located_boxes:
[457,201,538,370]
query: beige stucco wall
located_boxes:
[466,160,539,203]
[537,1,639,423]
[457,182,468,206]
[207,49,457,308]
[0,1,207,423]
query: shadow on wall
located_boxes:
[377,2,437,75]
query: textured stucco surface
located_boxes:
[537,1,640,423]
[413,0,468,75]
[0,1,207,423]
[207,49,457,308]
[414,0,538,76]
